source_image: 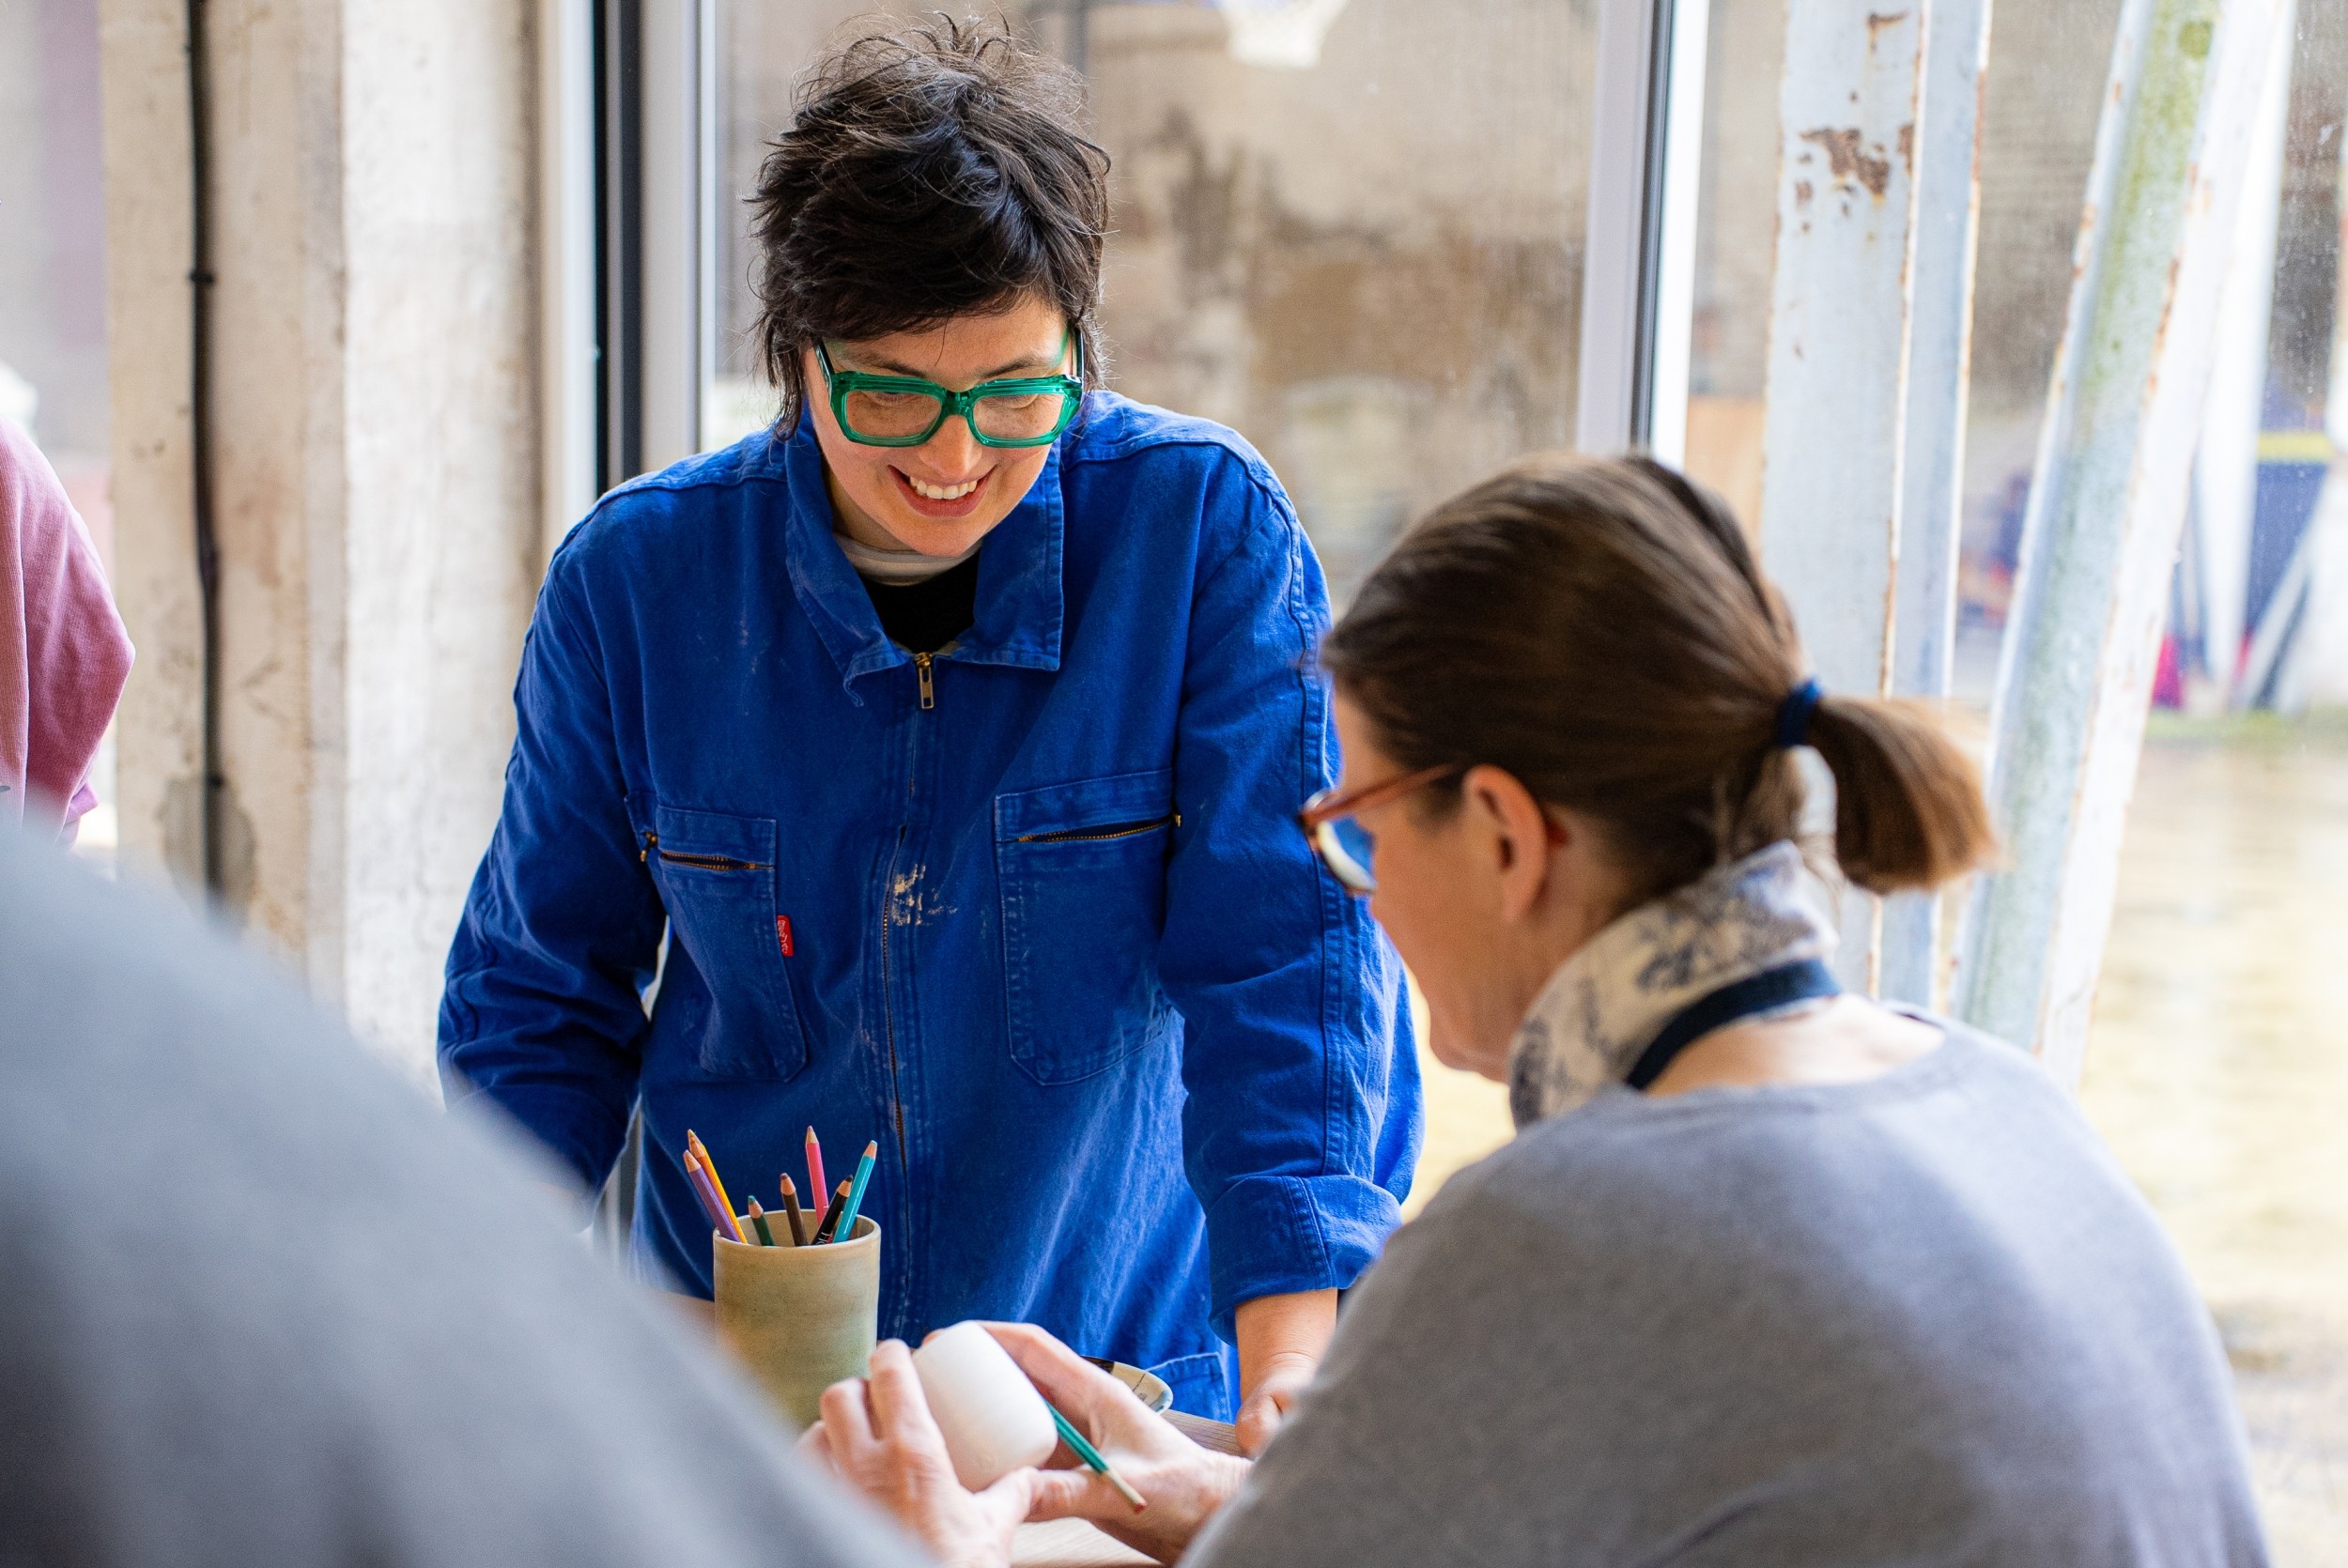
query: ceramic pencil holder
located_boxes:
[713,1215,880,1426]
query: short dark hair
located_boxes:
[1321,455,1995,906]
[747,15,1112,432]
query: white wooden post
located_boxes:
[1881,0,1995,1009]
[1756,3,1929,992]
[1956,0,2289,1082]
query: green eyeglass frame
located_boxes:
[816,331,1085,449]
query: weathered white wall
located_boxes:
[100,0,541,1086]
[99,0,207,897]
[339,2,541,1085]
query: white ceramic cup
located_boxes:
[912,1320,1059,1491]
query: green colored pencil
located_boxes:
[1050,1405,1146,1512]
[747,1197,777,1247]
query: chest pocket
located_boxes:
[645,805,811,1083]
[994,769,1179,1085]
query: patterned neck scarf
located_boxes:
[1506,840,1838,1128]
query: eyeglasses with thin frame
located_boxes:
[1297,764,1464,895]
[816,330,1085,449]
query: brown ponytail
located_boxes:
[1320,453,1994,907]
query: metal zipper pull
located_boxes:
[639,829,657,864]
[915,652,935,711]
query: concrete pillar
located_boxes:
[100,0,542,1086]
[98,0,208,895]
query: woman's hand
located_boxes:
[983,1323,1252,1562]
[1233,1350,1318,1457]
[799,1339,1035,1568]
[806,1324,1250,1567]
[1232,1289,1336,1454]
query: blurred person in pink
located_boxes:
[1,415,131,842]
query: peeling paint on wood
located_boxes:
[1760,1,1927,992]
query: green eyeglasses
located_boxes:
[816,331,1085,448]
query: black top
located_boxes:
[860,553,981,654]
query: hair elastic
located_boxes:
[1774,677,1825,750]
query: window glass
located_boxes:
[2080,9,2348,1560]
[0,0,115,865]
[1688,5,2348,1553]
[709,0,1591,606]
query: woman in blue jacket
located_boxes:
[438,19,1418,1439]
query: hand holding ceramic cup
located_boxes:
[912,1320,1061,1489]
[713,1213,880,1424]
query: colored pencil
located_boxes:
[811,1178,851,1244]
[804,1126,828,1215]
[778,1174,809,1245]
[1049,1405,1147,1512]
[687,1148,743,1244]
[831,1140,879,1242]
[687,1130,734,1228]
[747,1197,777,1247]
[682,1147,743,1243]
[679,1145,724,1232]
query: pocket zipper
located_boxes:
[1013,811,1181,846]
[639,830,769,871]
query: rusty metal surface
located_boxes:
[1758,1,1929,990]
[1957,0,2288,1080]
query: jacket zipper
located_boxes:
[1014,811,1181,845]
[880,828,909,1168]
[881,651,934,1190]
[638,830,767,871]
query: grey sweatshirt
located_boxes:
[1189,1024,2269,1566]
[0,828,926,1568]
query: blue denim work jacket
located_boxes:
[439,395,1421,1417]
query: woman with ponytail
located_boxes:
[806,455,2269,1568]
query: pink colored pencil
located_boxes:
[805,1126,828,1212]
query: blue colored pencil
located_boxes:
[830,1140,878,1242]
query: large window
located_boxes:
[707,0,1592,605]
[1682,3,2348,1556]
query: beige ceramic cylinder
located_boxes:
[713,1215,880,1425]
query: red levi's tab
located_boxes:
[776,915,795,958]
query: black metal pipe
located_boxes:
[185,0,223,896]
[595,0,645,491]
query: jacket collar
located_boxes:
[779,417,1065,698]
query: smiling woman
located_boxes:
[805,301,1079,556]
[439,15,1420,1453]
